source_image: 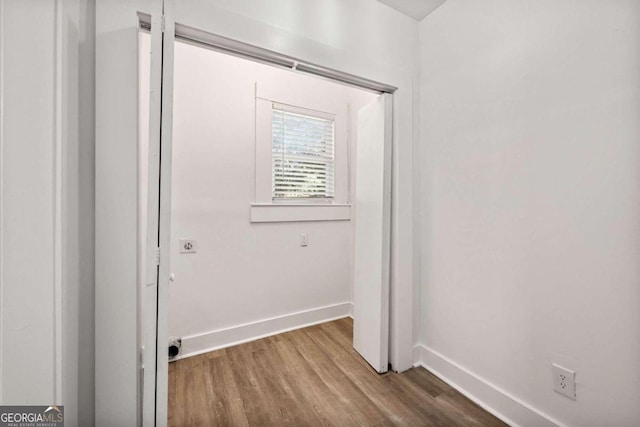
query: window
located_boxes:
[271,105,335,200]
[252,87,350,223]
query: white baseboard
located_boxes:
[413,344,565,427]
[176,302,352,360]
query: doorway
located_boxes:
[139,14,393,425]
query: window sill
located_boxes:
[250,203,351,223]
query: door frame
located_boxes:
[143,14,397,422]
[145,16,397,425]
[96,2,416,424]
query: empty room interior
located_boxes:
[1,0,639,426]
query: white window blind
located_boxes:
[272,105,335,200]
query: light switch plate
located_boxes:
[179,239,197,254]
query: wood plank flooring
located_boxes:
[168,318,507,427]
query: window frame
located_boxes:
[270,102,337,202]
[252,92,351,222]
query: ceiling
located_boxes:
[377,0,447,20]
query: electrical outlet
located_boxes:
[300,233,308,247]
[179,239,197,254]
[553,363,576,400]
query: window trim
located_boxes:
[253,94,351,223]
[250,203,351,223]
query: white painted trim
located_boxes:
[53,0,64,405]
[271,102,335,120]
[176,302,351,360]
[250,204,351,223]
[0,0,4,404]
[413,344,564,427]
[254,90,350,207]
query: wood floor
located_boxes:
[168,318,507,427]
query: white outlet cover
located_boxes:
[552,363,576,400]
[179,239,197,254]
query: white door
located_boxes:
[352,93,393,373]
[142,1,175,426]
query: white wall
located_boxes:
[418,1,640,426]
[163,39,376,356]
[0,0,95,425]
[0,0,58,405]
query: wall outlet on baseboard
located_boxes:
[552,363,576,400]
